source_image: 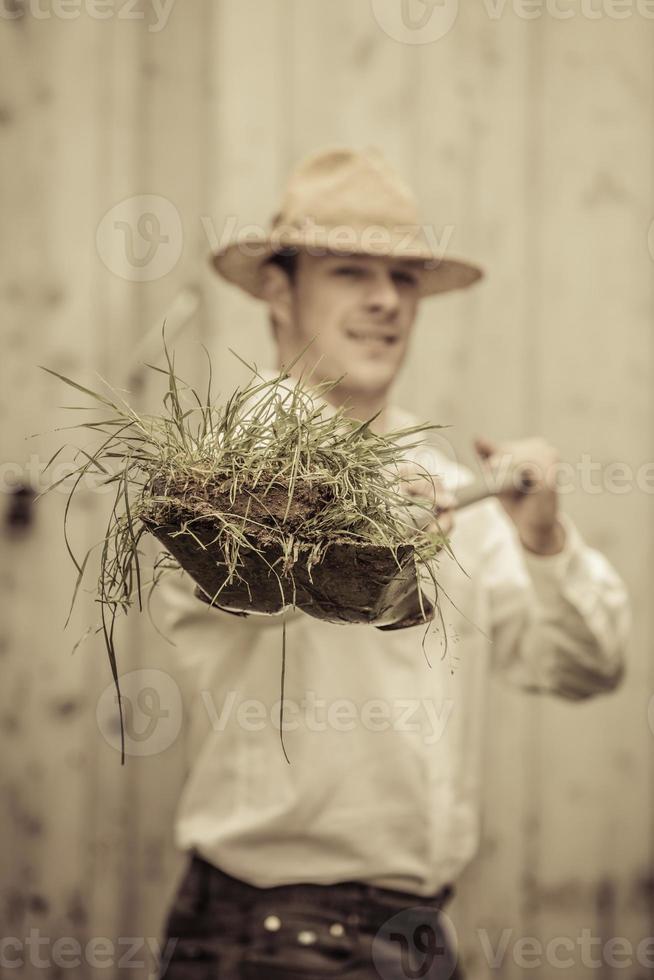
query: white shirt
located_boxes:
[156,403,629,897]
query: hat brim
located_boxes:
[210,231,483,300]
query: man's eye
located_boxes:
[334,266,363,277]
[393,271,418,286]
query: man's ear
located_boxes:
[260,263,293,332]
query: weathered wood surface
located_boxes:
[1,2,651,977]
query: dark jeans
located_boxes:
[158,852,463,980]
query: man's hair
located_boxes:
[265,250,299,339]
[265,249,299,283]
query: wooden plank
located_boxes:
[0,23,40,970]
[0,9,116,979]
[291,0,412,165]
[74,13,144,976]
[121,1,214,960]
[526,11,654,977]
[202,0,291,395]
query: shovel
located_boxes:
[173,466,534,631]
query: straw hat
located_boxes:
[210,147,483,300]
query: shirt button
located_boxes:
[297,930,317,945]
[263,915,281,932]
[329,923,345,937]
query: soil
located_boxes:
[148,475,333,534]
[143,476,433,628]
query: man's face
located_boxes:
[268,252,422,400]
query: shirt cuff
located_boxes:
[519,512,584,605]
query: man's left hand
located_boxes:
[395,461,456,542]
[474,435,565,556]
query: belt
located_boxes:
[190,851,454,934]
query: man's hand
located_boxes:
[474,435,565,555]
[395,461,457,541]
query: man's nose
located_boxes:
[364,273,400,315]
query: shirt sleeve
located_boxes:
[481,505,630,700]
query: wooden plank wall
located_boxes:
[1,2,652,978]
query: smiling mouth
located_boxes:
[345,328,399,346]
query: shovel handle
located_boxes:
[454,468,535,511]
[401,468,535,530]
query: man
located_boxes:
[156,148,629,979]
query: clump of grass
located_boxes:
[38,336,452,762]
